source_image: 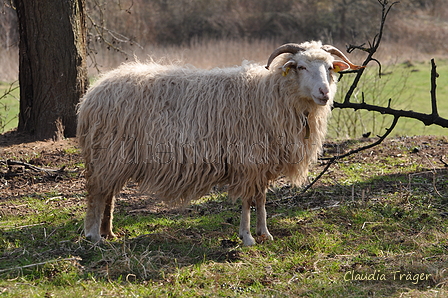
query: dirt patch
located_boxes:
[1,132,447,217]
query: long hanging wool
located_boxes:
[77,41,351,243]
[78,67,329,199]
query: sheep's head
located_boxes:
[266,42,364,106]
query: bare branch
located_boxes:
[333,101,448,128]
[0,80,19,132]
[85,0,142,72]
[336,1,447,129]
[1,159,63,173]
[339,0,399,103]
[441,157,448,167]
[302,115,400,193]
[430,58,439,117]
[300,0,447,194]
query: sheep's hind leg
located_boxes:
[100,193,117,239]
[255,193,273,241]
[239,198,256,246]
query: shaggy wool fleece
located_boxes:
[77,42,333,206]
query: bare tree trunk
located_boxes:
[15,0,87,140]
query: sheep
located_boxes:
[77,41,363,246]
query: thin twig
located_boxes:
[0,81,19,132]
[339,1,399,104]
[0,81,19,101]
[430,58,439,117]
[301,115,400,193]
[0,223,45,231]
[440,157,448,167]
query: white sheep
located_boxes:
[77,41,362,246]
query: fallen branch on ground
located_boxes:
[0,160,76,180]
[0,159,66,174]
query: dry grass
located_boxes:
[0,49,18,82]
[3,41,446,84]
[87,38,280,74]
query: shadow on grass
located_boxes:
[0,169,446,296]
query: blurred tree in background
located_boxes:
[84,0,447,49]
[3,0,447,54]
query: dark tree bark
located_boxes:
[15,0,87,140]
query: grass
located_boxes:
[329,59,448,138]
[0,81,19,133]
[0,137,447,297]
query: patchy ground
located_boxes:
[1,132,447,217]
[0,132,447,297]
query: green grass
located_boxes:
[329,59,448,138]
[1,138,447,297]
[0,81,19,133]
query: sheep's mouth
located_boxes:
[312,96,330,106]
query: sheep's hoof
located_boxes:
[257,233,274,244]
[240,233,256,246]
[85,234,103,244]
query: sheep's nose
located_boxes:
[319,87,329,96]
[319,87,330,100]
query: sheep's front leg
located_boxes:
[239,199,256,246]
[84,190,107,243]
[255,193,273,241]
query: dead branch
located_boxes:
[300,0,447,194]
[337,0,399,104]
[86,0,142,72]
[301,115,400,193]
[430,58,439,118]
[0,81,19,132]
[335,0,447,129]
[440,157,448,167]
[0,159,67,177]
[334,59,448,128]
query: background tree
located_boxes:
[15,0,87,140]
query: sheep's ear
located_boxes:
[332,61,350,73]
[281,60,296,76]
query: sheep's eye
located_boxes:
[297,66,306,71]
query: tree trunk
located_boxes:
[15,0,87,140]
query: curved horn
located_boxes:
[266,43,305,70]
[321,45,365,70]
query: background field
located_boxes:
[0,82,19,133]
